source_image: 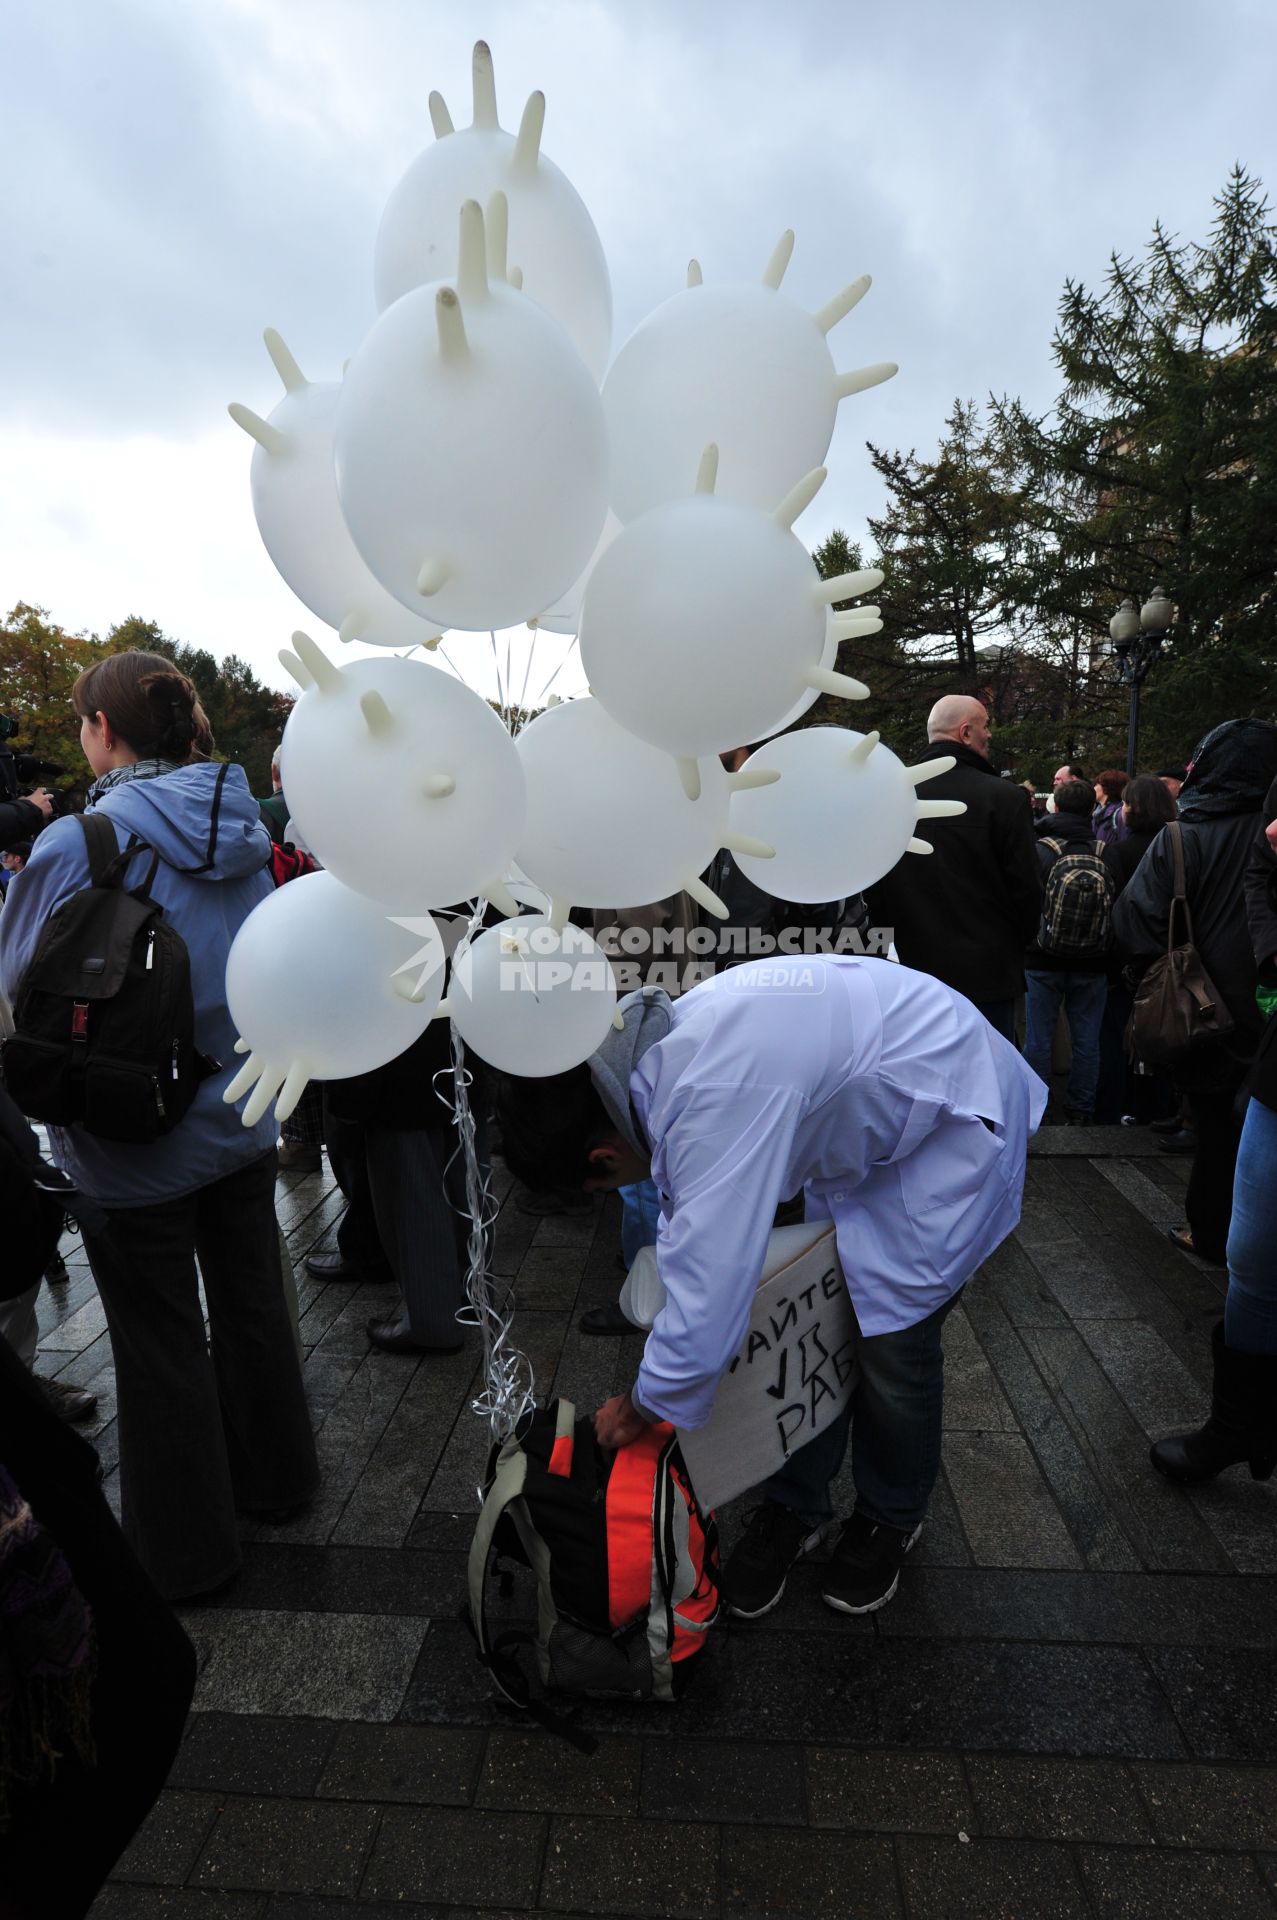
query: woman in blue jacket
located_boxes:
[0,651,317,1601]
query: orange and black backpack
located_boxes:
[468,1398,721,1714]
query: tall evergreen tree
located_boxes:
[866,399,1025,685]
[997,166,1277,767]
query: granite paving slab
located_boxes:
[638,1738,807,1827]
[112,1792,224,1887]
[476,1728,641,1817]
[70,1148,1277,1916]
[896,1835,1094,1918]
[805,1748,972,1834]
[1133,1761,1277,1849]
[316,1724,485,1806]
[938,1304,1019,1432]
[358,1805,546,1908]
[170,1715,339,1798]
[940,1431,1083,1568]
[964,1755,1154,1843]
[190,1798,379,1899]
[1145,1647,1277,1761]
[1076,1844,1277,1918]
[719,1823,900,1917]
[540,1814,720,1918]
[961,1285,1143,1571]
[1021,1324,1232,1571]
[185,1610,428,1722]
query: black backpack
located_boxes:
[2,814,208,1144]
[1037,837,1115,957]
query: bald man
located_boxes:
[864,697,1043,1040]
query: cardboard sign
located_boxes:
[621,1223,859,1511]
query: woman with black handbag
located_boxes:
[1114,719,1277,1263]
[1146,778,1277,1485]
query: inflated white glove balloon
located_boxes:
[531,511,620,636]
[579,453,877,763]
[727,727,966,901]
[374,40,612,380]
[278,631,526,909]
[514,696,776,919]
[604,235,897,521]
[443,914,617,1076]
[228,333,443,652]
[337,196,608,633]
[223,872,446,1126]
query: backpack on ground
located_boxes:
[1037,838,1115,957]
[468,1398,721,1713]
[2,814,207,1144]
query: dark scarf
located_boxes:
[0,1465,96,1826]
[1178,719,1277,823]
[85,757,181,807]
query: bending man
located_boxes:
[498,955,1043,1619]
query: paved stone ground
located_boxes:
[28,1132,1277,1918]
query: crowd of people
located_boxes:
[1,652,1275,1915]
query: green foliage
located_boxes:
[0,604,105,799]
[1,605,291,802]
[995,164,1277,769]
[807,167,1277,783]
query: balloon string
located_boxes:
[513,624,539,734]
[535,633,579,707]
[434,898,536,1481]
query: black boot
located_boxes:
[1150,1322,1277,1484]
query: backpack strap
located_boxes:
[467,1436,531,1689]
[1042,837,1063,857]
[78,813,161,895]
[78,812,123,885]
[464,1408,597,1752]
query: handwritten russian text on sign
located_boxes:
[621,1222,858,1511]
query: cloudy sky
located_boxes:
[3,0,1274,707]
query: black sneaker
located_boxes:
[820,1509,921,1616]
[723,1501,832,1619]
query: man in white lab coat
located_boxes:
[498,955,1045,1618]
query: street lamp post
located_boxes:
[1108,587,1175,776]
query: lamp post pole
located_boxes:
[1108,588,1175,777]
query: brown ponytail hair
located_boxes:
[72,651,214,763]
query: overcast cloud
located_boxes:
[2,0,1275,703]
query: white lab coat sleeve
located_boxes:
[635,1080,805,1431]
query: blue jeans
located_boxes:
[764,1290,962,1532]
[1225,1097,1277,1355]
[1024,969,1107,1115]
[620,1178,661,1267]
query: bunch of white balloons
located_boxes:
[223,40,963,1117]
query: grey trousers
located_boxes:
[83,1148,318,1600]
[324,1109,489,1347]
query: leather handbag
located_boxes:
[1128,823,1235,1064]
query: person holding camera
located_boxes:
[0,712,57,844]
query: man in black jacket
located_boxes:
[865,696,1042,1041]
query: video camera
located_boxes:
[0,712,66,804]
